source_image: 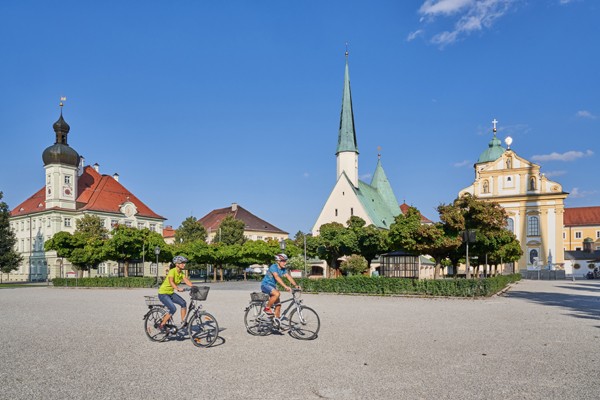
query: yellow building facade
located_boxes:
[459,123,568,271]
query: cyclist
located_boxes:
[261,253,300,319]
[158,255,193,330]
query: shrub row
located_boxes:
[294,274,521,297]
[52,277,156,288]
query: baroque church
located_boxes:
[312,52,402,235]
[8,103,165,282]
[459,120,568,272]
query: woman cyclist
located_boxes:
[158,255,193,330]
[261,253,300,319]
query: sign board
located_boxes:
[66,271,77,278]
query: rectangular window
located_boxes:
[125,221,132,228]
[138,222,145,229]
[575,232,582,239]
[335,209,338,216]
[65,175,71,184]
[563,232,566,239]
[111,220,118,228]
[596,231,600,239]
[32,219,36,229]
[527,216,540,236]
[351,208,354,216]
[21,221,24,231]
[64,218,71,227]
[575,247,582,251]
[47,218,51,227]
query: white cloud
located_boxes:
[407,29,424,41]
[576,110,597,119]
[453,159,471,167]
[531,150,594,162]
[569,187,598,199]
[303,172,310,178]
[414,0,516,46]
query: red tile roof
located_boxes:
[163,226,176,238]
[10,166,164,220]
[198,204,287,235]
[564,206,600,226]
[400,202,433,224]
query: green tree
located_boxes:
[207,242,242,281]
[175,216,207,244]
[71,215,110,277]
[106,225,147,277]
[212,215,245,245]
[340,254,368,275]
[348,216,388,269]
[0,192,23,281]
[316,222,358,277]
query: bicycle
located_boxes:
[243,288,320,340]
[143,285,219,347]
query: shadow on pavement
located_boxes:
[505,283,600,326]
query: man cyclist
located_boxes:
[158,255,193,330]
[261,253,300,320]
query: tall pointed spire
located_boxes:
[336,48,358,155]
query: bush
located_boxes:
[340,254,368,276]
[52,277,156,288]
[294,274,521,297]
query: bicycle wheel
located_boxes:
[144,307,169,342]
[188,311,219,348]
[244,302,271,336]
[289,306,320,340]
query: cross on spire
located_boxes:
[492,118,498,133]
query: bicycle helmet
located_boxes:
[172,255,189,264]
[274,253,288,262]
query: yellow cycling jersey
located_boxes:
[158,268,184,295]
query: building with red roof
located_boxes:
[8,107,165,282]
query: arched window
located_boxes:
[527,216,539,236]
[573,263,581,270]
[482,180,489,194]
[588,263,596,270]
[529,177,536,191]
[506,218,514,233]
[529,249,539,265]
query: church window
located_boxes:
[351,208,354,216]
[529,249,539,265]
[527,216,539,236]
[505,218,514,233]
[64,218,71,227]
[482,180,489,194]
[575,232,582,239]
[65,175,71,184]
[563,232,566,239]
[335,209,338,216]
[529,177,536,191]
[507,177,512,182]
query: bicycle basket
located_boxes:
[250,292,269,302]
[144,296,162,307]
[190,286,210,301]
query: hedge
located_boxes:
[52,277,156,288]
[293,274,521,298]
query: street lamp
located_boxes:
[303,233,308,278]
[280,238,286,252]
[154,246,161,286]
[462,230,476,279]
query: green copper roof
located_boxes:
[370,159,401,214]
[477,134,505,163]
[336,55,358,155]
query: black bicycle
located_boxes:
[243,288,320,340]
[143,286,219,347]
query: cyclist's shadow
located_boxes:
[165,327,227,347]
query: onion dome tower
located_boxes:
[43,99,80,210]
[477,118,505,164]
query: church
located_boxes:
[459,120,568,272]
[8,103,165,282]
[312,52,402,235]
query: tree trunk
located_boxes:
[124,261,129,277]
[219,268,223,282]
[434,262,441,279]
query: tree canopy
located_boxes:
[0,192,22,277]
[175,216,207,244]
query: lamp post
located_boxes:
[154,246,161,286]
[280,238,286,252]
[462,230,476,279]
[303,233,308,278]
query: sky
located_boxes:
[1,0,598,236]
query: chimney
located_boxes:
[113,173,119,182]
[231,203,238,212]
[93,163,99,172]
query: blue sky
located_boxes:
[1,0,598,236]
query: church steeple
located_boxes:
[336,47,359,187]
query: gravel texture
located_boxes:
[1,279,599,399]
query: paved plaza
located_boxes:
[1,279,599,399]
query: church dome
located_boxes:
[477,134,505,163]
[42,143,80,166]
[42,111,80,167]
